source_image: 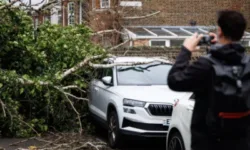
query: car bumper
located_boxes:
[121,129,167,138]
[121,117,168,137]
[119,106,170,137]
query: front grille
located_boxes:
[148,104,173,116]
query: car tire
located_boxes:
[168,132,185,150]
[107,110,123,149]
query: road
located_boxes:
[0,125,166,150]
[0,131,166,150]
[95,127,166,150]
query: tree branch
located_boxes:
[61,54,113,79]
[0,99,6,117]
[62,85,86,93]
[108,39,129,51]
[17,78,49,86]
[65,92,89,101]
[91,29,127,36]
[54,86,83,134]
[123,11,160,20]
[0,0,20,10]
[16,117,40,136]
[89,58,171,68]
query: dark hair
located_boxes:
[217,10,247,41]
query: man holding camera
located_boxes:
[168,10,250,150]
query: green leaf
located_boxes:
[20,88,24,94]
[0,83,3,88]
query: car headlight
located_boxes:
[123,99,146,107]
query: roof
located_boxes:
[124,26,250,40]
[107,56,172,64]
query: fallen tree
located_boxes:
[0,1,171,138]
[0,0,107,137]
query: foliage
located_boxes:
[0,2,105,137]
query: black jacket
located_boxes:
[167,43,249,150]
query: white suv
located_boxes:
[88,57,191,148]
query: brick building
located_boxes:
[35,0,250,47]
[38,0,250,28]
[125,0,250,27]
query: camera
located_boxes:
[198,35,215,46]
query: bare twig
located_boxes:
[0,0,20,10]
[123,11,161,20]
[73,142,102,150]
[123,49,130,56]
[40,136,63,148]
[65,92,89,101]
[92,29,127,36]
[108,39,129,51]
[86,142,100,150]
[30,0,46,7]
[62,85,86,93]
[0,99,6,117]
[17,117,40,136]
[9,137,35,146]
[54,86,83,134]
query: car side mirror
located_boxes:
[102,76,112,86]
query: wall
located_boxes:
[133,39,149,46]
[123,0,250,29]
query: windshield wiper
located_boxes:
[137,63,168,70]
[118,62,169,72]
[118,67,145,72]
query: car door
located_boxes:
[95,67,114,120]
[91,67,114,120]
[89,68,104,116]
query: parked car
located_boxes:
[88,56,191,148]
[166,94,194,150]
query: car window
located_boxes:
[94,69,104,80]
[102,68,114,85]
[103,68,113,77]
[189,94,195,101]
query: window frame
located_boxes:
[94,60,114,86]
[68,2,75,25]
[102,68,114,85]
[170,39,184,47]
[149,40,170,47]
[100,0,110,9]
[241,40,250,47]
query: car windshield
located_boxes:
[116,61,172,86]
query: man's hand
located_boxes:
[183,33,203,52]
[209,32,218,44]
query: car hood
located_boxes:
[113,86,191,104]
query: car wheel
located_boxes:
[107,111,122,148]
[168,132,185,150]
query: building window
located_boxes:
[170,40,184,47]
[44,15,50,23]
[151,41,165,46]
[58,9,62,25]
[241,40,250,47]
[34,18,39,29]
[68,2,75,25]
[79,1,82,24]
[150,40,170,47]
[101,0,110,8]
